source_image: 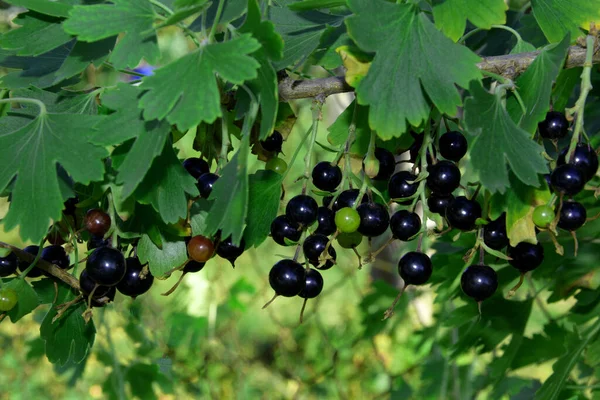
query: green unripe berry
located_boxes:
[0,287,18,311]
[335,207,361,233]
[532,205,555,229]
[337,231,363,249]
[265,157,288,175]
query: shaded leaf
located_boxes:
[244,170,283,248]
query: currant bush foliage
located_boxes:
[0,0,600,398]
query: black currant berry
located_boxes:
[79,269,113,299]
[398,252,432,286]
[299,269,324,299]
[507,242,544,272]
[41,245,71,270]
[315,207,336,236]
[312,161,342,192]
[116,257,154,297]
[268,259,305,297]
[261,131,283,153]
[332,189,368,212]
[439,131,468,162]
[18,245,43,278]
[538,111,569,139]
[550,164,586,196]
[303,234,336,266]
[85,209,111,237]
[184,260,205,273]
[270,215,302,245]
[197,173,219,198]
[87,235,110,250]
[427,193,454,215]
[388,171,419,200]
[183,157,210,179]
[557,143,598,182]
[461,264,498,302]
[357,202,390,237]
[373,147,396,180]
[426,161,461,195]
[446,196,482,231]
[286,195,318,226]
[216,236,245,267]
[557,201,587,231]
[86,246,127,286]
[483,213,509,250]
[0,252,18,277]
[390,210,421,241]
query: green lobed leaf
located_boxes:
[240,0,284,61]
[138,233,188,279]
[0,111,107,243]
[346,0,481,140]
[310,24,353,69]
[327,99,370,156]
[463,81,548,193]
[552,67,581,112]
[190,198,213,237]
[0,12,73,56]
[531,0,600,43]
[132,141,199,225]
[139,34,261,132]
[11,87,98,115]
[535,319,600,400]
[6,0,72,17]
[4,278,41,323]
[433,0,508,42]
[155,2,209,29]
[268,0,344,70]
[189,0,248,32]
[243,170,283,248]
[93,84,170,198]
[39,284,96,367]
[63,0,160,69]
[507,35,570,133]
[204,135,250,245]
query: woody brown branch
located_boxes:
[278,44,600,101]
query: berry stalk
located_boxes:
[302,96,325,194]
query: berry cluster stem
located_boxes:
[566,33,596,161]
[302,96,325,194]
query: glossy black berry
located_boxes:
[286,195,318,226]
[0,252,18,277]
[557,201,587,231]
[439,131,468,162]
[483,213,509,250]
[461,264,498,302]
[315,207,336,236]
[261,131,283,153]
[427,193,454,215]
[216,236,245,267]
[268,259,305,297]
[398,252,432,286]
[507,242,544,272]
[270,215,302,245]
[332,189,368,212]
[87,235,110,250]
[197,172,219,198]
[303,234,336,267]
[390,210,421,241]
[373,147,396,180]
[184,260,205,273]
[550,164,586,195]
[79,269,113,299]
[557,143,598,182]
[117,257,154,297]
[538,111,569,139]
[299,269,324,299]
[426,161,461,195]
[86,246,126,286]
[18,245,43,278]
[357,202,390,237]
[183,157,210,179]
[446,196,482,231]
[388,171,419,200]
[312,161,342,192]
[41,245,71,270]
